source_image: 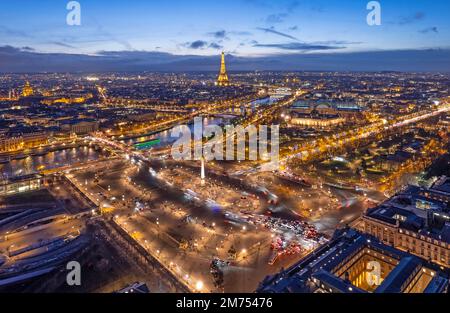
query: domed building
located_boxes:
[22,81,34,97]
[285,100,363,129]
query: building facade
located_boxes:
[360,178,450,269]
[257,228,448,293]
[60,119,99,135]
[0,174,42,196]
[0,131,48,153]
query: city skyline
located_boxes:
[1,0,450,72]
[0,0,449,300]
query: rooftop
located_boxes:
[365,179,450,242]
[257,228,449,293]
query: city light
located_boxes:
[0,1,448,301]
[195,281,204,291]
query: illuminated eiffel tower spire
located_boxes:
[217,52,230,86]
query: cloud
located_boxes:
[253,42,345,51]
[102,33,133,50]
[262,1,300,25]
[251,38,361,52]
[419,27,439,34]
[209,30,227,39]
[0,46,35,54]
[0,25,31,38]
[266,13,288,24]
[312,40,363,45]
[397,12,426,25]
[250,0,302,27]
[310,5,325,13]
[0,45,24,54]
[243,0,273,9]
[0,46,39,54]
[0,46,449,72]
[0,23,131,52]
[93,21,134,51]
[231,31,253,36]
[289,25,299,31]
[286,0,300,12]
[188,40,208,49]
[208,30,252,40]
[49,41,77,49]
[245,0,299,12]
[208,42,224,50]
[257,27,299,41]
[183,40,223,50]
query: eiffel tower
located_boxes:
[217,52,230,86]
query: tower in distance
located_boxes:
[217,52,230,86]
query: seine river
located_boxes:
[1,117,235,179]
[123,116,235,147]
[0,146,104,178]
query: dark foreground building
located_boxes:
[361,177,450,268]
[257,228,448,293]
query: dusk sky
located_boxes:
[0,0,449,71]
